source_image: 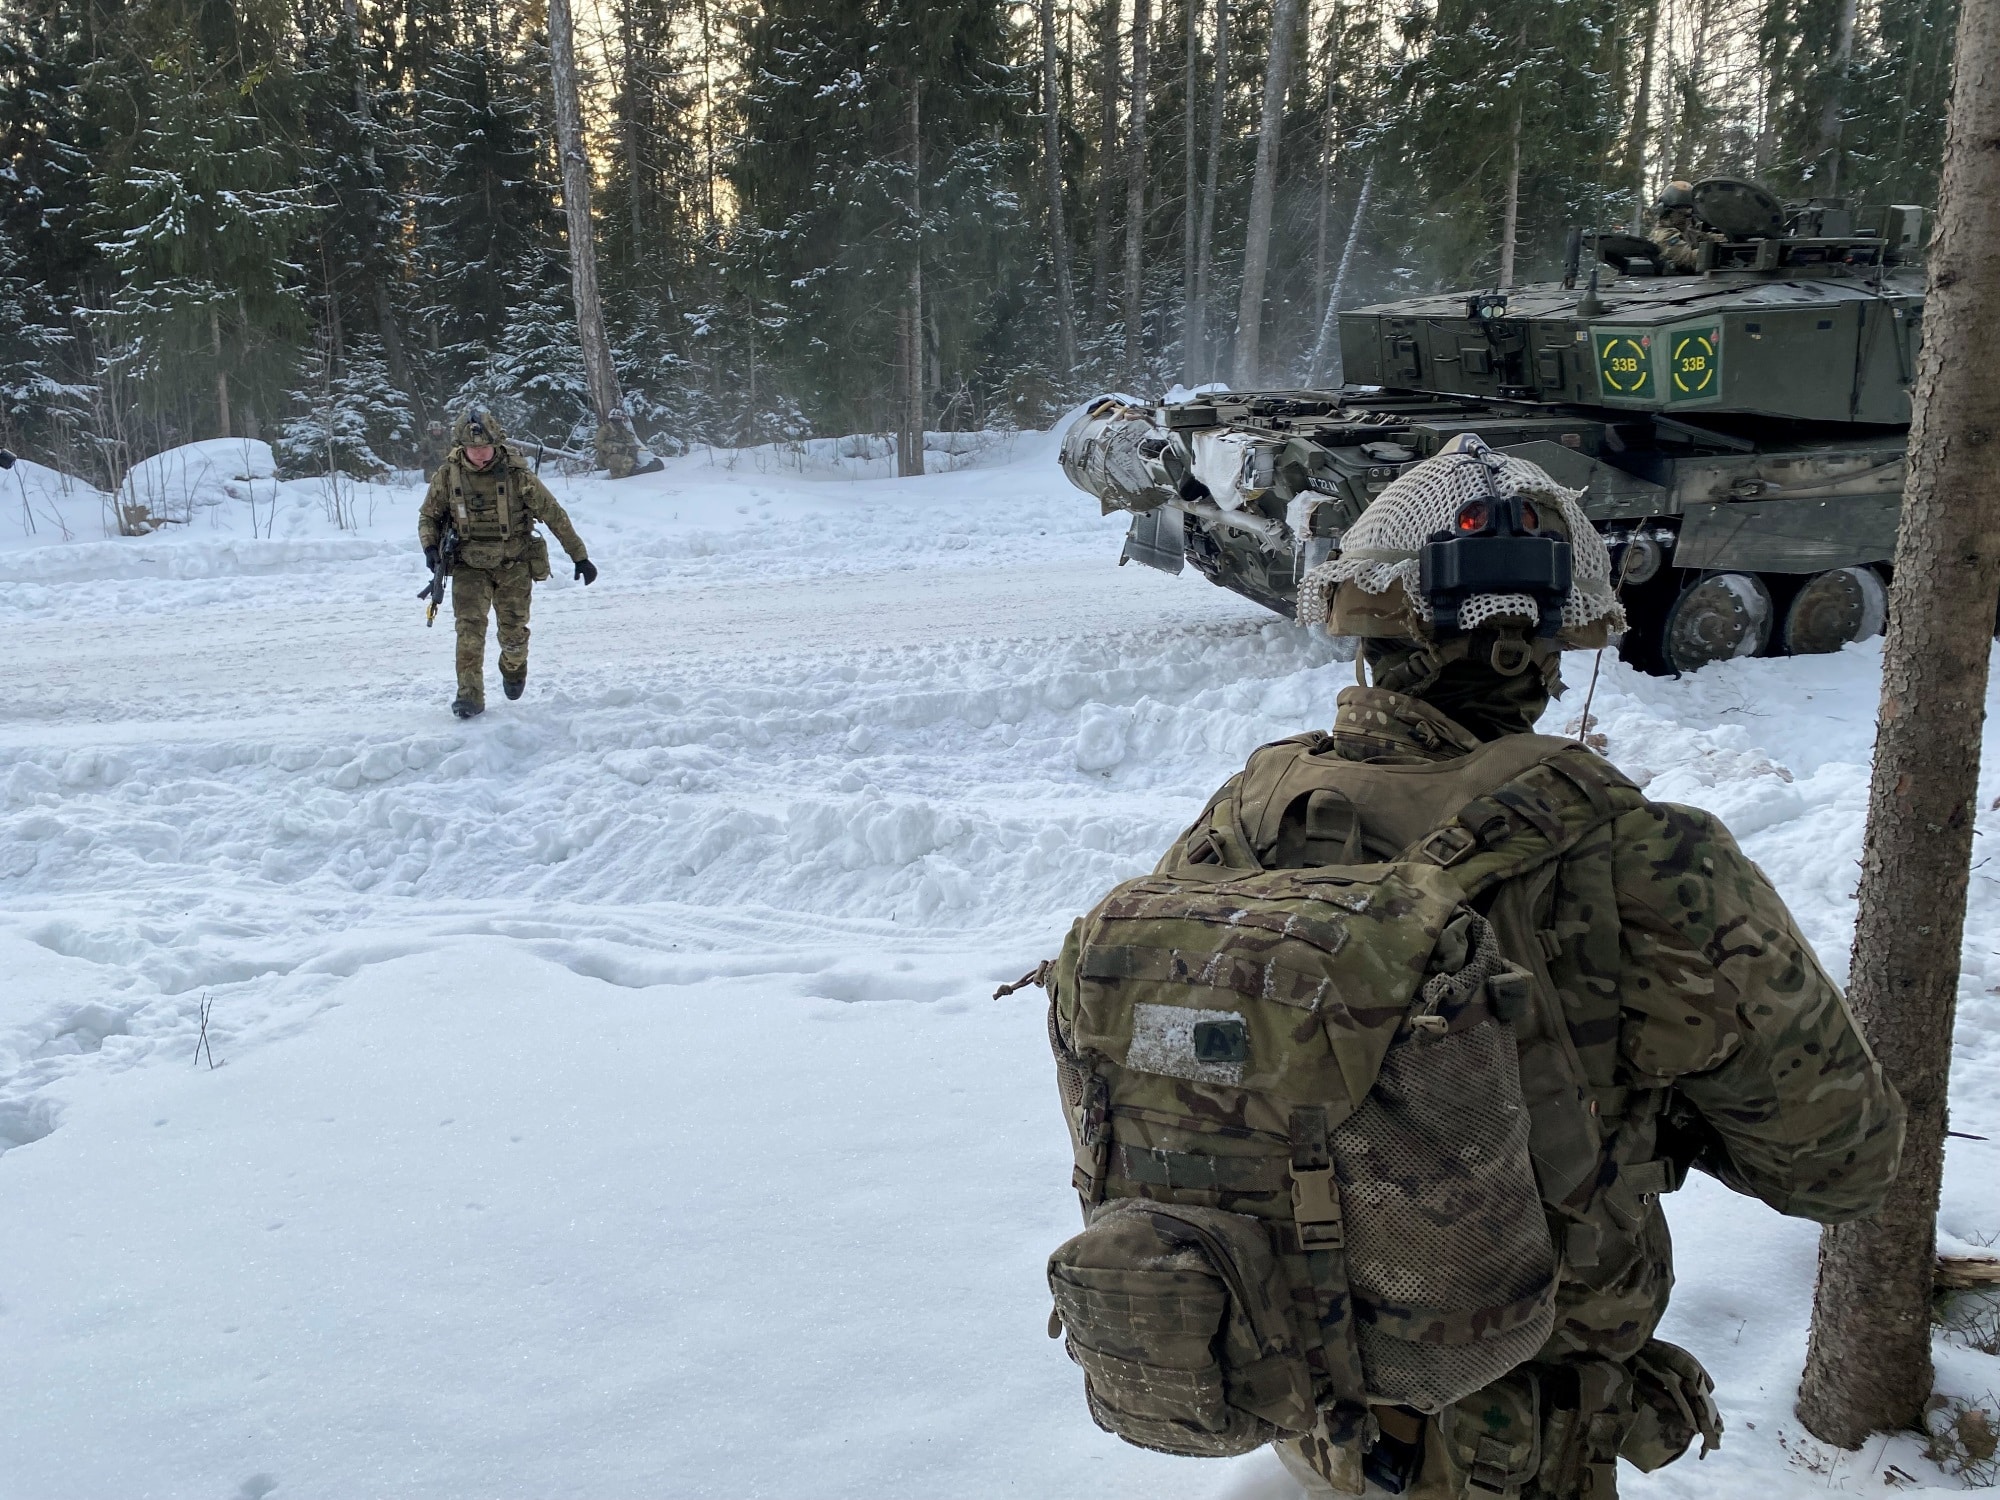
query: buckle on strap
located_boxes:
[1415,825,1479,867]
[1290,1106,1345,1250]
[1467,1433,1516,1494]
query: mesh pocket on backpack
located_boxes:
[1048,1199,1315,1456]
[1334,1017,1558,1412]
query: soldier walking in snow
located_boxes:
[1037,436,1903,1499]
[418,407,598,719]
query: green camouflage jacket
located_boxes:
[1230,686,1906,1496]
[417,445,589,572]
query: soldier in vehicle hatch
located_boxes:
[1038,437,1903,1499]
[1647,181,1720,272]
[417,407,598,719]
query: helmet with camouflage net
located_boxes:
[452,405,507,449]
[1655,180,1696,213]
[1297,435,1624,671]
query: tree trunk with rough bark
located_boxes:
[1816,0,1862,193]
[211,305,230,439]
[1230,0,1300,388]
[1090,0,1121,334]
[1123,0,1151,380]
[1313,68,1336,324]
[1043,0,1078,377]
[1191,0,1228,381]
[341,0,414,402]
[1498,94,1522,288]
[1181,0,1199,385]
[1305,157,1371,387]
[1796,0,2000,1447]
[898,81,926,478]
[1624,0,1659,230]
[548,0,636,476]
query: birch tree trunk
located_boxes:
[1191,0,1229,381]
[1123,0,1151,380]
[1498,96,1522,289]
[1181,0,1200,385]
[898,81,926,478]
[1306,158,1371,386]
[340,0,413,401]
[620,0,644,248]
[1816,0,1862,194]
[1624,0,1659,231]
[1313,70,1337,324]
[211,305,230,440]
[1796,0,2000,1446]
[1230,0,1300,388]
[1043,0,1078,377]
[548,0,636,476]
[1090,0,1121,333]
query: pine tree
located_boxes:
[89,33,314,441]
[730,0,1026,437]
[410,19,566,403]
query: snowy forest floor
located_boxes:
[2,424,1998,1499]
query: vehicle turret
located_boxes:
[1060,179,1925,674]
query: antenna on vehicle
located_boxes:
[1577,263,1606,318]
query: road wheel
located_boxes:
[1782,566,1887,655]
[1661,571,1773,674]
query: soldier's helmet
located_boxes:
[452,406,507,449]
[1655,180,1696,213]
[1301,435,1625,669]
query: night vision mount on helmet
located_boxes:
[1060,178,1925,674]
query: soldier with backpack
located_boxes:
[417,406,598,719]
[1030,436,1904,1498]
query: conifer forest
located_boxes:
[0,0,1963,485]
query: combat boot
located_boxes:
[451,696,484,719]
[502,665,526,700]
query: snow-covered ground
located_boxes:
[2,425,1996,1499]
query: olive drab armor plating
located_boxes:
[1058,178,1928,675]
[1041,730,1658,1465]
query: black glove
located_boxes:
[575,558,598,585]
[424,544,441,570]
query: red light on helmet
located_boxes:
[1456,501,1489,533]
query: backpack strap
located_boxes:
[1288,1104,1371,1413]
[1166,733,1335,873]
[1406,746,1646,1236]
[1404,745,1642,897]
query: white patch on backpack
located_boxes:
[1127,1003,1248,1085]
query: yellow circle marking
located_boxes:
[1672,332,1717,394]
[1600,336,1649,393]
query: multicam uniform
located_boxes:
[1647,209,1720,274]
[417,427,590,712]
[1259,684,1904,1498]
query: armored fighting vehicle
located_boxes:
[1060,179,1927,673]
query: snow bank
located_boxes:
[683,426,1056,480]
[0,455,108,551]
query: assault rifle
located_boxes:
[419,524,458,626]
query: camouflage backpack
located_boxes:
[1040,730,1645,1462]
